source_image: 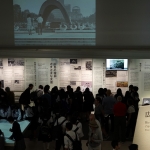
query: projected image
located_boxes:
[110,60,124,69]
[13,0,96,46]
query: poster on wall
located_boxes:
[93,59,105,96]
[59,58,92,92]
[13,0,96,46]
[0,58,25,91]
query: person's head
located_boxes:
[85,88,90,92]
[106,89,111,96]
[70,117,77,124]
[44,85,50,93]
[76,86,81,91]
[89,114,96,122]
[117,96,122,102]
[129,85,133,92]
[116,88,122,95]
[39,14,42,17]
[5,87,10,92]
[98,88,104,95]
[111,140,120,150]
[128,144,138,150]
[66,122,73,131]
[7,116,14,124]
[89,119,99,130]
[95,97,101,105]
[67,85,71,91]
[29,84,33,90]
[39,85,43,90]
[133,86,139,92]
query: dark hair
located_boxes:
[29,84,33,87]
[129,84,133,88]
[128,144,138,150]
[133,86,139,92]
[70,117,77,124]
[111,140,119,149]
[44,85,50,93]
[95,97,101,103]
[76,86,81,91]
[7,116,14,122]
[39,85,43,89]
[66,122,73,130]
[27,14,31,18]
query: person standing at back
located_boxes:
[5,87,15,105]
[19,84,33,105]
[113,96,126,142]
[102,90,116,133]
[37,14,43,35]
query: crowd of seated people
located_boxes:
[0,81,140,150]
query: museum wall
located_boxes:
[0,58,149,105]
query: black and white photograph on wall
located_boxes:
[81,81,92,92]
[8,58,24,66]
[13,0,96,46]
[0,59,3,66]
[110,59,124,70]
[106,70,117,77]
[70,59,77,64]
[142,98,150,106]
[74,66,81,70]
[0,80,4,88]
[14,80,20,84]
[70,81,76,86]
[86,61,92,70]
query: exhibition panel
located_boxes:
[0,58,150,104]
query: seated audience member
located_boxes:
[0,129,5,150]
[128,144,138,150]
[87,119,103,150]
[64,122,79,150]
[113,96,126,142]
[0,103,11,119]
[5,87,15,105]
[11,105,21,121]
[8,116,26,150]
[111,140,120,150]
[89,114,101,129]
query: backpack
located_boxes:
[52,118,67,140]
[30,90,41,102]
[65,131,81,150]
[41,125,50,136]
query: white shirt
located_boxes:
[127,105,135,114]
[54,116,68,133]
[72,124,83,139]
[64,130,76,150]
[76,120,84,138]
[37,89,43,97]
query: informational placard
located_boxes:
[133,106,150,150]
[59,58,92,92]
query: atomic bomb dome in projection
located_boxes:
[39,0,71,26]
